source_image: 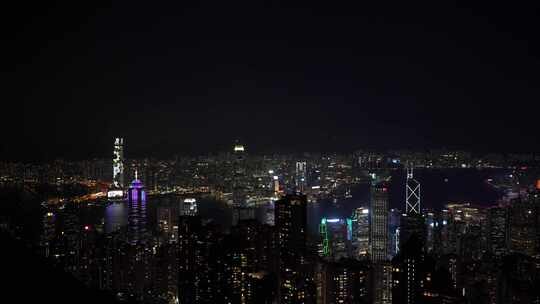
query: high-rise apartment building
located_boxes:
[275,194,309,303]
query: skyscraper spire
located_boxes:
[406,166,413,179]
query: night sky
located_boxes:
[7,1,540,161]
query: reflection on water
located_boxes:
[104,202,127,234]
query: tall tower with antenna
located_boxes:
[405,164,421,214]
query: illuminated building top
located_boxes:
[181,198,198,216]
[233,144,245,152]
[130,170,144,189]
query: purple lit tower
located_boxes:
[127,170,147,245]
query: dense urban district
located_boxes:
[1,139,540,304]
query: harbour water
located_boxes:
[87,168,507,238]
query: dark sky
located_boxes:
[5,1,540,160]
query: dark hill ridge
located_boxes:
[0,231,126,304]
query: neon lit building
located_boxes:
[319,217,353,260]
[127,171,147,245]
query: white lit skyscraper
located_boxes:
[181,198,198,216]
[370,180,392,304]
[371,181,389,262]
[295,161,307,193]
[405,166,420,214]
[352,207,370,259]
[112,137,124,189]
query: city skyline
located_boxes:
[1,133,539,304]
[5,1,540,303]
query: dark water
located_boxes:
[86,169,507,237]
[273,168,505,236]
[388,168,507,210]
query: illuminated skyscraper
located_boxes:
[401,166,425,254]
[112,137,124,189]
[180,198,198,216]
[405,166,420,214]
[232,141,248,225]
[318,217,353,260]
[371,182,389,262]
[370,181,392,304]
[352,207,370,259]
[388,208,401,258]
[273,175,280,196]
[127,170,147,245]
[424,211,436,253]
[157,197,197,244]
[295,161,307,193]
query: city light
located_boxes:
[8,3,540,302]
[6,130,540,304]
[107,190,124,198]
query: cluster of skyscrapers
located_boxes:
[4,138,539,303]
